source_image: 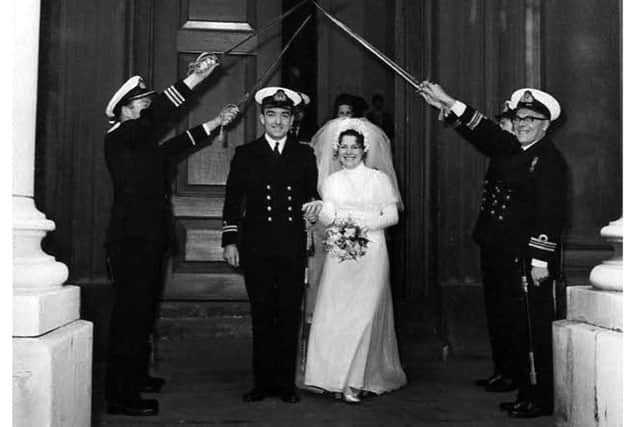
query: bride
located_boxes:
[303,117,407,403]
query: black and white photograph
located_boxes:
[9,0,632,426]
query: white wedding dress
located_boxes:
[303,163,407,394]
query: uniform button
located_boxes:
[502,204,506,209]
[288,217,293,222]
[287,196,292,201]
[506,195,511,200]
[266,195,271,200]
[267,217,272,222]
[287,206,292,211]
[498,215,504,221]
[266,185,271,190]
[267,206,272,211]
[287,186,292,191]
[480,206,485,211]
[490,210,495,214]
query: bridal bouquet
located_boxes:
[323,217,370,262]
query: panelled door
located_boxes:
[151,0,283,299]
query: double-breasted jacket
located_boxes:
[221,136,319,257]
[449,106,568,268]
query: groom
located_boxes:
[221,86,321,403]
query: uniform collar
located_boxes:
[521,136,546,151]
[265,134,287,153]
[107,122,121,134]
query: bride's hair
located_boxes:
[333,129,367,160]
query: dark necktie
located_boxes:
[273,142,280,158]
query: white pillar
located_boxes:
[553,217,623,427]
[588,217,623,291]
[12,2,93,426]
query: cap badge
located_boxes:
[274,90,287,102]
[521,91,534,104]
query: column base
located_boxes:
[13,286,80,337]
[13,320,93,427]
[553,320,622,427]
[567,285,623,331]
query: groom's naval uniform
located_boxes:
[222,87,319,402]
[446,89,567,417]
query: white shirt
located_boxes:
[265,134,287,154]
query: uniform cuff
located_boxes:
[221,223,239,247]
[163,81,191,108]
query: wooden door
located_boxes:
[151,0,283,300]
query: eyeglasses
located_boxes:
[512,115,547,125]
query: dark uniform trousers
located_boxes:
[104,80,216,400]
[448,105,567,411]
[106,239,166,399]
[242,254,306,392]
[479,248,518,380]
[222,136,319,394]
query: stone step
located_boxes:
[157,301,252,340]
[156,317,252,341]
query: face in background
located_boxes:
[337,134,364,169]
[499,117,514,134]
[513,107,549,147]
[336,104,354,118]
[120,96,152,121]
[260,107,294,139]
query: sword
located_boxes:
[313,1,421,90]
[521,259,538,386]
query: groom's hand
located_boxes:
[223,244,240,268]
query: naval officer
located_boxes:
[104,53,239,416]
[221,86,322,403]
[419,81,568,419]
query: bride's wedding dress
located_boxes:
[304,163,407,394]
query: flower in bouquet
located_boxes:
[323,217,370,262]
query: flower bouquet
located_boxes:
[323,217,370,262]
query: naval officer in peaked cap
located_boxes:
[103,53,239,416]
[221,86,322,404]
[419,82,568,419]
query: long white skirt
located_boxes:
[303,229,407,393]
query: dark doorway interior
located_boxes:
[282,0,318,140]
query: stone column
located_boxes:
[12,1,93,426]
[553,217,623,427]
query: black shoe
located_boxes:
[281,390,300,403]
[141,376,166,393]
[485,377,517,392]
[474,373,501,387]
[499,400,525,412]
[508,401,553,418]
[106,398,159,416]
[242,389,269,402]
